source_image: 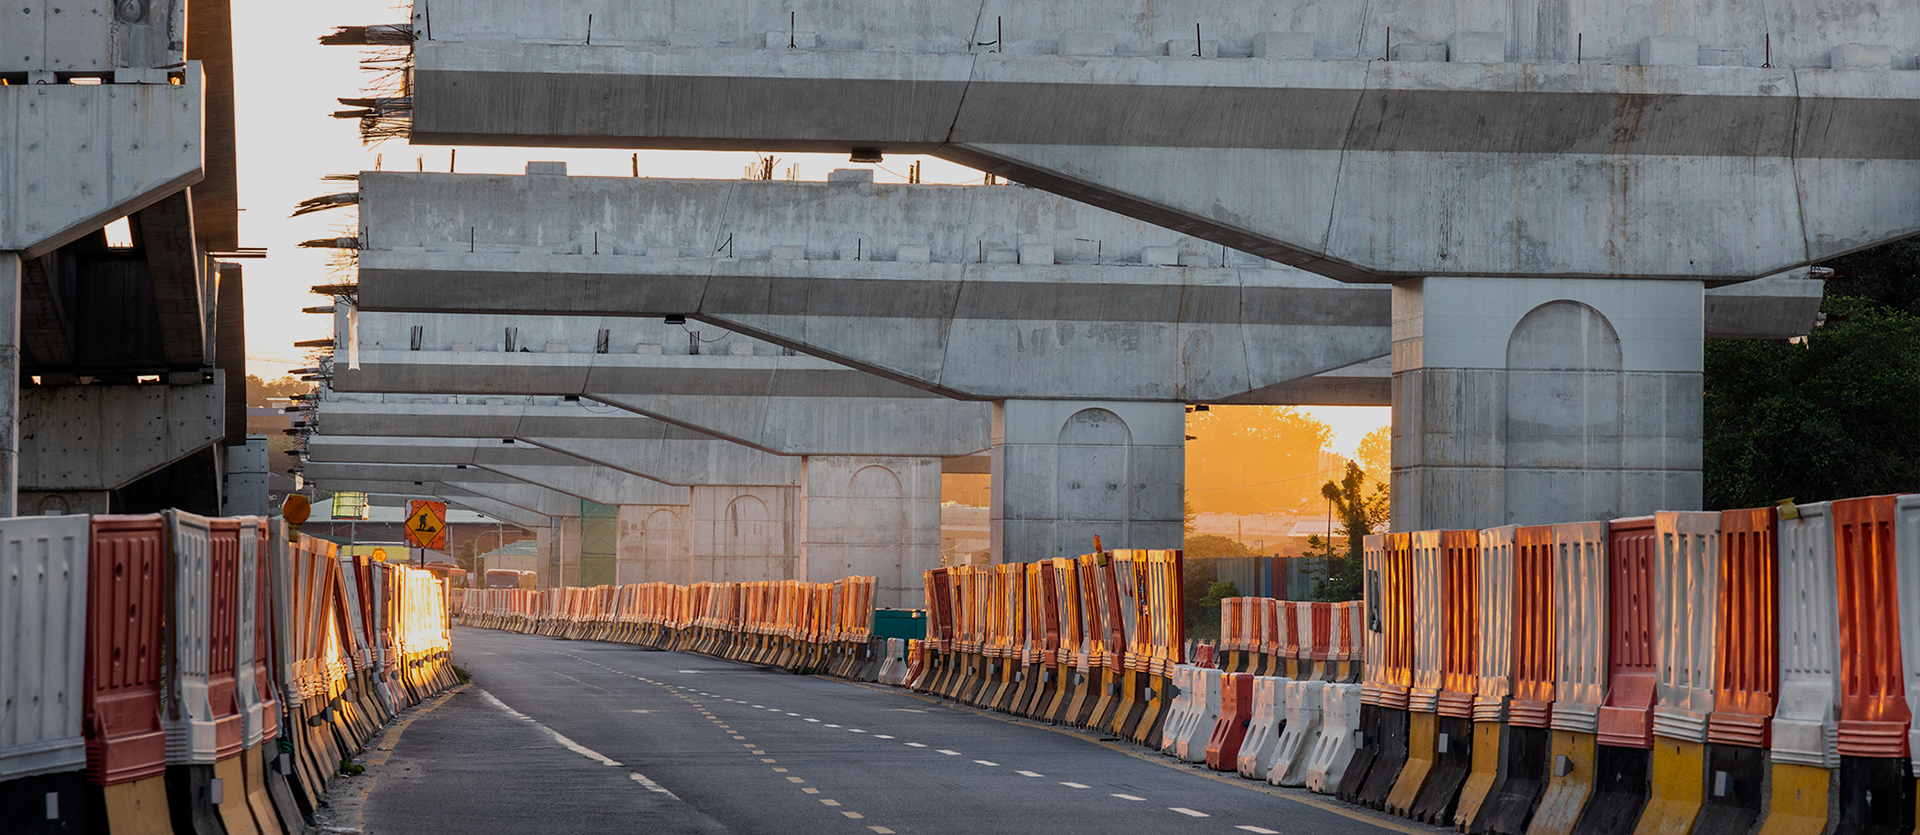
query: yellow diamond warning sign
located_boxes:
[405,500,448,551]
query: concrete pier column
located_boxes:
[615,504,692,585]
[797,455,942,609]
[0,252,16,517]
[991,400,1186,564]
[545,515,582,588]
[689,485,798,583]
[1390,277,1704,531]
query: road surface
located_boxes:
[338,628,1435,835]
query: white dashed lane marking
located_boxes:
[1061,782,1090,789]
[1111,794,1146,801]
[1016,771,1044,777]
[904,743,927,748]
[936,749,962,756]
[1169,807,1208,817]
[1235,827,1280,834]
[973,760,998,766]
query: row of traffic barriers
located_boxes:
[0,512,456,835]
[454,577,887,680]
[1158,600,1371,792]
[901,551,1190,746]
[1314,496,1919,835]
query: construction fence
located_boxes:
[1,512,455,835]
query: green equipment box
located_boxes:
[872,608,927,641]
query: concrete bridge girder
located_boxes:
[402,6,1920,282]
[354,172,1397,403]
[304,434,695,506]
[316,393,812,482]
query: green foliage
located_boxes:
[1198,580,1240,625]
[1305,462,1388,602]
[1703,240,1920,509]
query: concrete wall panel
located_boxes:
[2,73,204,257]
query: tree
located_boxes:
[1355,426,1391,488]
[1197,580,1240,632]
[1702,238,1920,508]
[1307,462,1389,601]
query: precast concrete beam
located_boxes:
[18,381,224,492]
[303,460,589,518]
[2,69,206,258]
[315,392,809,482]
[399,2,1920,282]
[351,484,553,531]
[303,434,694,505]
[332,309,995,454]
[353,171,1393,402]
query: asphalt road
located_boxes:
[351,628,1437,835]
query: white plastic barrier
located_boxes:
[1408,531,1443,712]
[1474,526,1517,723]
[1773,501,1839,767]
[1551,521,1609,732]
[1303,683,1363,793]
[1269,679,1326,786]
[1176,668,1223,763]
[1896,494,1920,770]
[1652,511,1721,743]
[164,510,217,764]
[1237,675,1289,780]
[234,519,269,748]
[0,515,91,780]
[1160,665,1196,755]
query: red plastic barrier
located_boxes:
[1709,507,1779,747]
[1277,601,1297,659]
[1206,672,1255,771]
[1309,602,1332,661]
[207,519,245,759]
[1597,516,1659,748]
[1438,530,1480,717]
[83,515,169,785]
[1831,495,1911,758]
[1509,525,1556,728]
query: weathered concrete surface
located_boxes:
[353,172,1392,402]
[18,381,224,492]
[1,71,206,258]
[400,1,1920,282]
[797,455,939,607]
[1391,277,1704,530]
[993,400,1184,562]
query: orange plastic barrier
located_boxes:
[1509,525,1557,728]
[1831,495,1910,758]
[1709,507,1779,747]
